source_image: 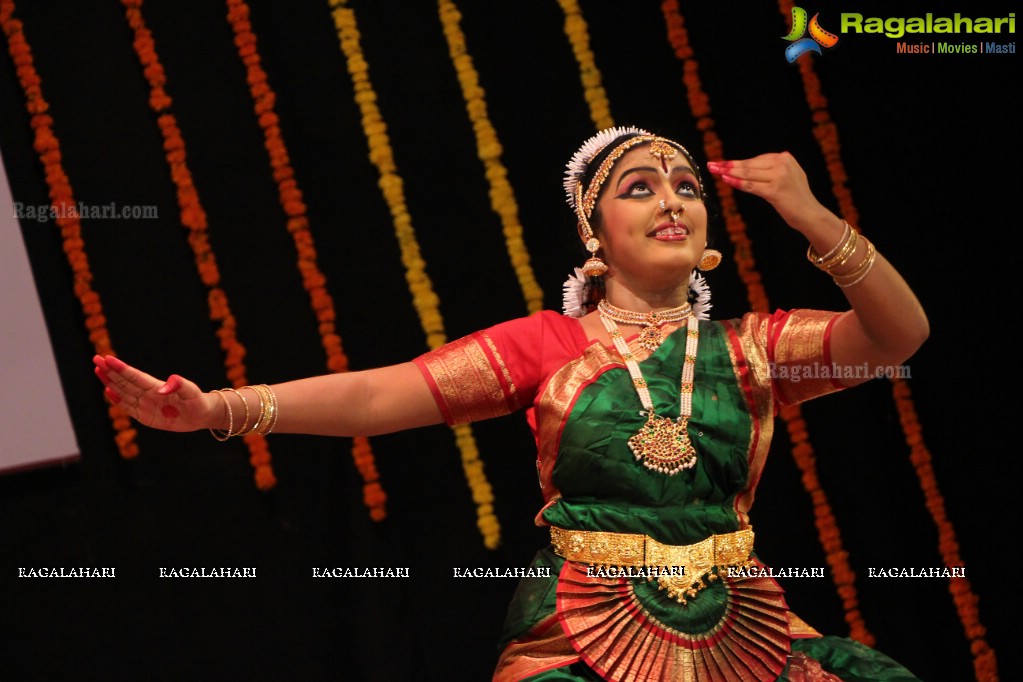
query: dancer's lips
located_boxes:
[650,221,689,240]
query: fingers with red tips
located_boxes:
[104,387,122,404]
[105,355,127,372]
[157,375,182,395]
[95,366,111,386]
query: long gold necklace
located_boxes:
[599,304,699,475]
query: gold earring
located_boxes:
[698,248,722,271]
[582,237,608,276]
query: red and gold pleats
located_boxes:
[556,562,790,681]
[2,1,138,460]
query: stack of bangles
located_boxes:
[806,221,877,288]
[208,385,278,441]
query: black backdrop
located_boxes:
[1,1,1017,680]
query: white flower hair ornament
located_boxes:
[561,268,590,319]
[563,126,651,214]
[562,270,712,321]
[688,271,712,320]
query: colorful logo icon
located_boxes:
[782,7,839,62]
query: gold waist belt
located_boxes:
[550,526,755,604]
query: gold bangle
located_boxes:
[242,385,266,435]
[265,386,278,434]
[254,384,278,436]
[223,388,252,435]
[807,220,851,266]
[209,390,233,441]
[834,240,877,288]
[832,236,874,279]
[822,231,859,272]
[246,384,278,436]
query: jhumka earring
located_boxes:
[698,246,722,271]
[581,235,608,277]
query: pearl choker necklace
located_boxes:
[597,299,692,352]
[598,305,700,475]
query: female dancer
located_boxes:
[96,127,926,680]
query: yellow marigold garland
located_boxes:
[329,0,499,548]
[776,1,997,677]
[223,0,386,517]
[659,0,872,644]
[435,0,542,314]
[555,0,614,130]
[120,0,275,489]
[2,0,139,460]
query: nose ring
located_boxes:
[659,200,667,212]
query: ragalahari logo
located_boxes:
[782,7,839,62]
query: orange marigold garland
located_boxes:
[223,0,387,517]
[2,0,139,460]
[659,0,872,644]
[329,0,499,548]
[776,1,997,677]
[555,0,614,130]
[119,0,275,489]
[894,380,997,681]
[436,0,543,314]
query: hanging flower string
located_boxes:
[222,0,386,517]
[120,0,275,489]
[775,1,997,677]
[435,0,542,314]
[329,0,499,548]
[2,1,138,460]
[555,0,614,130]
[659,0,872,645]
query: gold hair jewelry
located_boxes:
[599,298,692,352]
[698,248,722,272]
[565,129,703,259]
[648,138,677,172]
[599,304,700,475]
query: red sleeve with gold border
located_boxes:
[766,308,846,405]
[412,312,571,426]
[733,309,846,410]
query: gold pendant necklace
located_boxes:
[598,299,692,352]
[599,307,700,475]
